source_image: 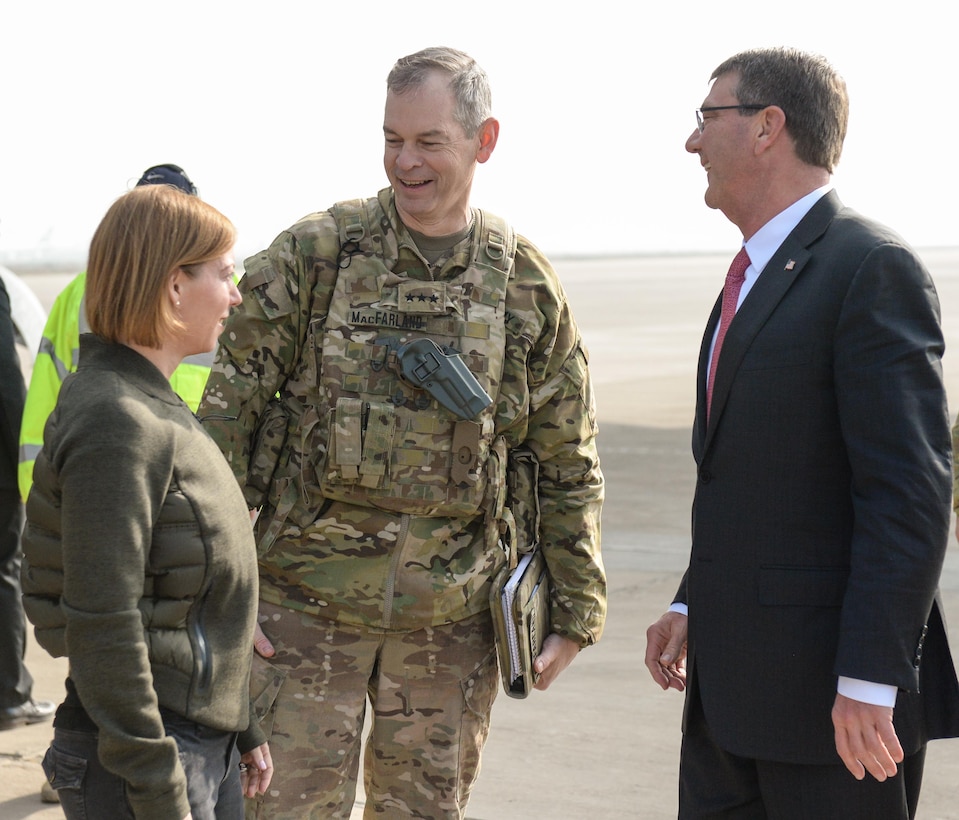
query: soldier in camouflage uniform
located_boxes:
[199,46,606,819]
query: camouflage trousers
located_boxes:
[246,600,499,819]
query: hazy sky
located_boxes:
[1,1,955,265]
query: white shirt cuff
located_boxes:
[669,602,688,616]
[837,676,897,707]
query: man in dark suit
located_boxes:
[644,47,959,819]
[0,275,54,730]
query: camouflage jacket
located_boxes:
[200,188,606,647]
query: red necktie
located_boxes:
[706,247,750,419]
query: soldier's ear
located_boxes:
[476,118,499,164]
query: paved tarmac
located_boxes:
[3,253,959,818]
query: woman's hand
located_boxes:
[240,742,274,797]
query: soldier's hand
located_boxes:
[253,622,275,658]
[532,634,580,691]
[645,611,688,692]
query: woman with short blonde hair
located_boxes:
[22,184,272,820]
[86,184,235,348]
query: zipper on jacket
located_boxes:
[197,413,237,424]
[189,582,213,694]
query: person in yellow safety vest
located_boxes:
[17,164,212,502]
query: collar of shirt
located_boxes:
[707,185,833,377]
[737,184,833,306]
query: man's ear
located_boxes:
[754,106,788,156]
[476,117,500,164]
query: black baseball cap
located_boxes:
[135,163,198,196]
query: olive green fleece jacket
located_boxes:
[22,335,261,820]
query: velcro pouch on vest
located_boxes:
[331,398,395,488]
[334,398,363,481]
[359,403,395,488]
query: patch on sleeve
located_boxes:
[241,254,294,319]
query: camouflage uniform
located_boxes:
[200,188,606,818]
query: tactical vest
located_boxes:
[304,198,517,517]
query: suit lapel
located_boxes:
[697,191,843,454]
[692,294,721,461]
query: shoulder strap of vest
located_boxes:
[330,197,398,270]
[333,198,516,280]
[471,210,517,279]
[331,198,369,247]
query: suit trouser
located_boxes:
[0,489,31,709]
[679,670,925,820]
[246,601,498,820]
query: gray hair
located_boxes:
[387,46,492,137]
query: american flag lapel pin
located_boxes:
[784,259,796,270]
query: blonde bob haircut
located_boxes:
[85,184,236,348]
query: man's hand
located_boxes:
[533,634,580,691]
[645,611,688,691]
[832,693,903,781]
[253,622,275,658]
[240,742,274,797]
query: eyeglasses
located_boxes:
[695,105,770,133]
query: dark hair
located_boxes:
[712,47,848,173]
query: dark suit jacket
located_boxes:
[1,278,26,493]
[678,190,959,765]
